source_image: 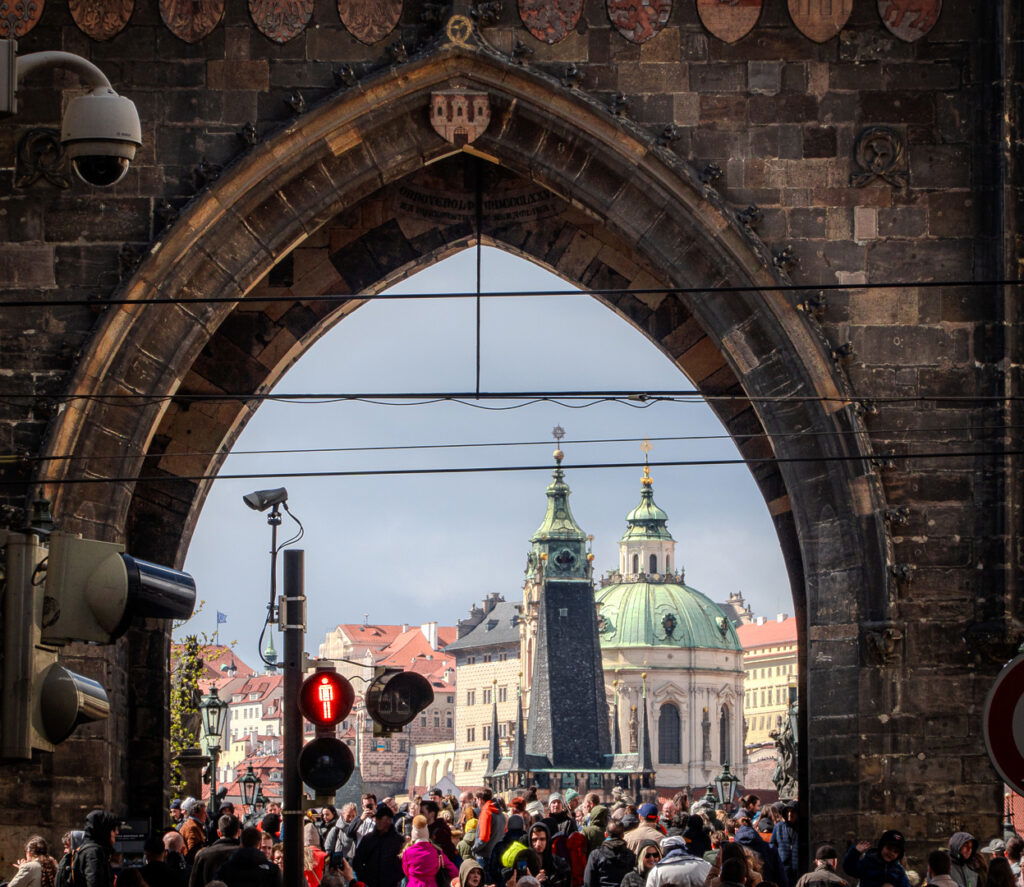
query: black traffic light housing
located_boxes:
[296,665,355,794]
[365,666,434,736]
[0,529,197,759]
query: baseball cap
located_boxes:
[639,803,659,820]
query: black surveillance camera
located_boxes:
[243,487,289,512]
[60,87,142,187]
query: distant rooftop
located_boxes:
[736,614,798,649]
[446,600,521,652]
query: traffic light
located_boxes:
[0,529,197,759]
[365,666,434,736]
[297,665,355,794]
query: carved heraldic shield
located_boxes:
[430,89,491,147]
[159,0,224,42]
[338,0,402,45]
[787,0,853,43]
[517,0,583,44]
[69,0,134,40]
[878,0,941,42]
[696,0,762,45]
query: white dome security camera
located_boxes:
[60,86,142,187]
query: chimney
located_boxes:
[756,616,767,625]
[402,623,410,633]
[776,613,788,622]
[422,621,438,649]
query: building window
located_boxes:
[448,695,455,703]
[499,652,507,661]
[434,715,441,727]
[658,702,681,765]
[499,723,507,738]
[483,688,492,704]
[720,704,731,764]
[466,690,476,706]
[483,654,492,663]
[649,553,657,573]
[467,656,476,665]
[483,725,491,740]
[447,715,453,728]
[498,686,508,703]
[464,760,472,771]
[467,727,476,742]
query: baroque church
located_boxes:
[450,445,745,793]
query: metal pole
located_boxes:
[282,549,305,887]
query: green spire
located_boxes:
[527,437,589,580]
[620,464,674,542]
[263,630,278,673]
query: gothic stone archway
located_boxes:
[1,1,1017,867]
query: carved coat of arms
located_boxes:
[517,0,583,44]
[69,0,133,40]
[0,0,44,37]
[249,0,313,42]
[787,0,852,43]
[430,89,491,147]
[607,0,671,44]
[696,0,762,45]
[338,0,402,45]
[878,0,941,42]
[159,0,224,42]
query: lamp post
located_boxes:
[702,782,717,808]
[239,764,262,824]
[714,763,740,809]
[200,686,228,816]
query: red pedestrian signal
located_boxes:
[299,669,354,728]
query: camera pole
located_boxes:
[282,549,305,887]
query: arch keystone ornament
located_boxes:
[338,0,402,45]
[696,0,762,45]
[69,0,134,40]
[787,0,852,43]
[430,87,491,145]
[159,0,224,42]
[517,0,583,44]
[607,0,671,44]
[878,0,941,42]
[249,0,313,43]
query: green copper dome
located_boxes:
[621,469,674,542]
[595,581,741,651]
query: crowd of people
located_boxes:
[9,790,1020,887]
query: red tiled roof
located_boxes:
[736,617,798,649]
[172,644,256,683]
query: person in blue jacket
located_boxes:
[734,824,788,887]
[842,830,911,887]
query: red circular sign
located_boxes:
[299,670,354,727]
[983,652,1024,796]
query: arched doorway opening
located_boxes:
[35,42,888,844]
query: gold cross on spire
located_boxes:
[640,438,653,485]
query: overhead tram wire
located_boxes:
[14,450,1023,488]
[17,424,1024,465]
[3,389,1023,406]
[0,278,1022,309]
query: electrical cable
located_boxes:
[18,424,1023,465]
[0,278,1021,309]
[13,450,1022,487]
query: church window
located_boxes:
[632,554,639,573]
[666,555,671,571]
[649,554,657,573]
[658,702,681,765]
[719,704,731,763]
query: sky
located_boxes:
[178,247,792,669]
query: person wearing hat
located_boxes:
[842,831,910,887]
[795,845,847,887]
[982,840,1007,860]
[170,801,185,830]
[947,833,988,887]
[644,835,710,887]
[625,806,664,854]
[72,811,120,887]
[564,791,582,823]
[458,820,480,862]
[401,815,459,887]
[179,799,209,864]
[489,815,530,886]
[353,804,404,887]
[543,795,578,838]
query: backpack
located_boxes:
[551,832,588,887]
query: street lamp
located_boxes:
[239,763,262,821]
[702,782,717,807]
[200,686,228,815]
[714,763,740,808]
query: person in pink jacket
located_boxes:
[402,816,460,887]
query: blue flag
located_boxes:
[216,611,227,624]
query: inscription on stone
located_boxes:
[878,0,940,42]
[393,185,561,226]
[696,0,762,45]
[249,0,313,42]
[0,0,43,36]
[159,0,224,42]
[69,0,133,40]
[787,0,852,43]
[607,0,671,44]
[338,0,402,45]
[517,0,583,44]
